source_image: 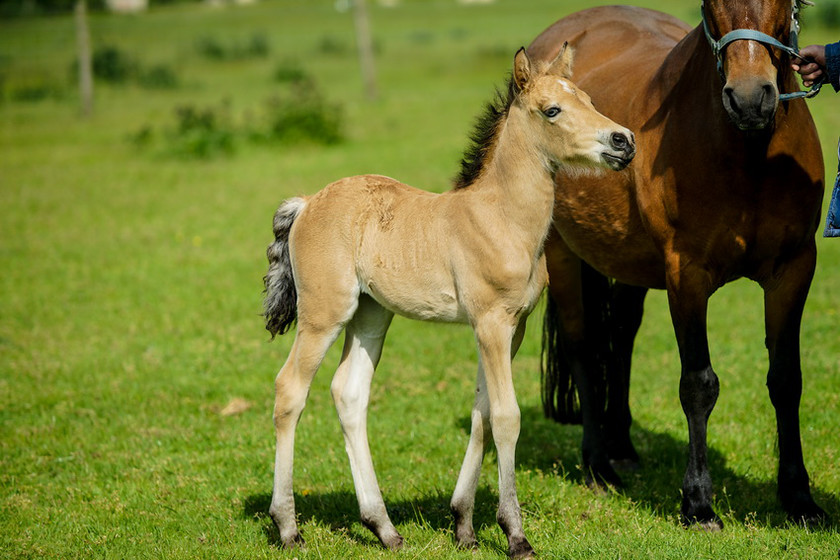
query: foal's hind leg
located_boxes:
[269,323,345,547]
[330,295,403,549]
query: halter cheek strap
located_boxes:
[701,3,824,101]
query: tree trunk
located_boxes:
[352,0,378,101]
[75,0,94,117]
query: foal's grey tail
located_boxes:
[264,197,306,338]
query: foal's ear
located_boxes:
[513,47,532,92]
[547,42,574,79]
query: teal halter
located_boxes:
[701,1,823,101]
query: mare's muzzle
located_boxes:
[722,77,779,131]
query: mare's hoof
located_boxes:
[781,491,828,527]
[681,510,723,532]
[508,535,535,559]
[609,457,641,472]
[584,462,623,491]
[788,504,829,528]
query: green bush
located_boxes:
[92,45,137,83]
[816,0,840,27]
[263,82,343,146]
[137,64,179,89]
[166,103,236,159]
[273,60,308,84]
[196,33,271,60]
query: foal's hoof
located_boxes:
[279,532,305,549]
[508,535,535,559]
[377,532,404,551]
[453,527,478,550]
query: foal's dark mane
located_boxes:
[454,76,517,189]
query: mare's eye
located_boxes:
[543,106,561,118]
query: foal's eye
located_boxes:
[543,106,561,118]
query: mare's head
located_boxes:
[703,0,806,130]
[510,45,635,173]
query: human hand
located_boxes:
[791,44,826,87]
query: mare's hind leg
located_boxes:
[269,323,346,547]
[545,244,620,487]
[762,247,826,523]
[603,280,647,469]
[451,317,527,550]
[330,295,403,549]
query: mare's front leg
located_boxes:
[451,317,528,550]
[665,261,722,530]
[474,312,534,559]
[761,246,826,523]
[330,296,403,549]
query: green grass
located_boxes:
[2,0,840,558]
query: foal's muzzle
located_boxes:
[601,131,636,170]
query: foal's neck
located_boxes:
[471,107,556,237]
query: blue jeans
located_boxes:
[824,139,840,237]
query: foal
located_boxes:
[263,46,634,558]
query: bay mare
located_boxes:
[263,47,634,557]
[529,0,826,529]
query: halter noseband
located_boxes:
[701,1,823,101]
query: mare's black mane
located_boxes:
[453,76,517,189]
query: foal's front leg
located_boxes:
[451,358,491,548]
[474,314,534,558]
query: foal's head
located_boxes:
[703,0,807,130]
[510,45,635,174]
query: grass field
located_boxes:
[2,0,840,558]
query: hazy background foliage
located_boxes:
[2,0,840,558]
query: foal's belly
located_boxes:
[359,267,468,323]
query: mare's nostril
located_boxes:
[724,86,741,115]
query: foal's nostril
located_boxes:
[611,132,628,150]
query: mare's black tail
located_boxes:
[541,262,613,424]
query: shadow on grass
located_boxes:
[242,486,503,552]
[243,404,838,551]
[514,404,840,530]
